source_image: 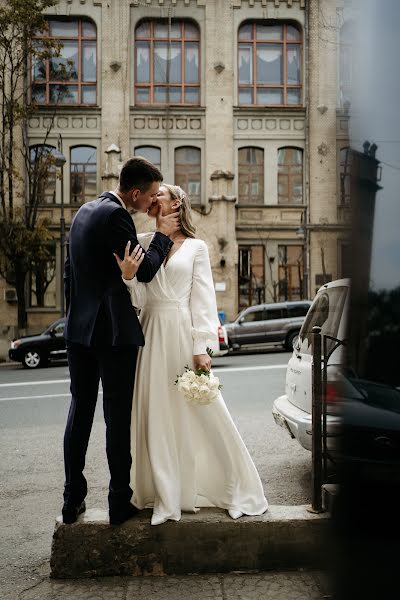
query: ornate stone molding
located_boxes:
[28,112,101,134]
[232,0,305,9]
[130,112,205,135]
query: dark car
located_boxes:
[224,300,312,351]
[9,318,67,369]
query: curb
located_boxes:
[50,506,329,579]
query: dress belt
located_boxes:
[145,300,190,310]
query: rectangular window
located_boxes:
[135,19,200,106]
[239,21,302,106]
[238,245,265,310]
[32,18,97,106]
[278,245,304,301]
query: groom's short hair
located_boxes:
[119,157,163,193]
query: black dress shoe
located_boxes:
[109,503,139,526]
[62,501,86,524]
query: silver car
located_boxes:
[225,301,312,352]
[272,279,349,451]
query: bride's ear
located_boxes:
[171,200,182,211]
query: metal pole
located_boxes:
[310,325,323,512]
[60,162,65,318]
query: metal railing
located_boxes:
[310,326,346,512]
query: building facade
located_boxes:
[0,0,353,357]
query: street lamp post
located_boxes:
[53,136,66,317]
[296,220,309,300]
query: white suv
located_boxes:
[272,279,350,451]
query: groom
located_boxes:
[62,157,179,525]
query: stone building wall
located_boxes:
[0,0,353,358]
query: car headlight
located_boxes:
[11,340,22,349]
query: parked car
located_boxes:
[212,319,229,357]
[9,318,67,369]
[224,300,312,352]
[272,279,350,451]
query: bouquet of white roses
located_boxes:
[175,366,222,406]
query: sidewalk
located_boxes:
[20,570,332,600]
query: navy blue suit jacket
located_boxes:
[64,192,172,347]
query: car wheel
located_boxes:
[22,350,44,369]
[285,331,299,351]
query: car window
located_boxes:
[52,322,65,335]
[241,309,266,323]
[288,304,310,318]
[265,308,286,320]
[298,286,347,355]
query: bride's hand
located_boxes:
[193,354,212,372]
[113,241,145,280]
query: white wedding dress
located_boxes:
[124,233,268,525]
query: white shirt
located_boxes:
[108,190,126,210]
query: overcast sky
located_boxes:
[350,0,400,291]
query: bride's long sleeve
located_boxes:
[190,241,219,355]
[123,276,147,309]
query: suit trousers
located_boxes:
[63,342,138,511]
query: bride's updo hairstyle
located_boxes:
[163,184,196,239]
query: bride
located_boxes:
[115,183,268,526]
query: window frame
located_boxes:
[134,145,162,169]
[31,17,97,106]
[29,144,57,206]
[238,20,303,107]
[174,146,201,204]
[70,145,98,205]
[134,19,200,106]
[238,146,265,205]
[277,146,303,205]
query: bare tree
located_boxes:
[0,0,68,330]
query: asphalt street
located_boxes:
[0,348,312,599]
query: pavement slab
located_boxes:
[18,571,331,600]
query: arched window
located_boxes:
[277,147,303,204]
[29,144,57,205]
[238,21,302,106]
[238,147,264,205]
[32,18,97,105]
[339,22,353,108]
[134,146,161,169]
[135,20,200,105]
[70,146,97,204]
[174,147,201,203]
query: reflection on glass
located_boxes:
[185,43,199,83]
[184,87,199,104]
[134,146,161,168]
[287,89,301,104]
[32,84,46,103]
[70,146,97,204]
[154,42,181,83]
[49,20,78,36]
[256,24,282,40]
[238,23,252,40]
[136,42,150,83]
[184,22,199,39]
[239,46,252,84]
[287,45,300,84]
[239,88,253,104]
[82,86,96,104]
[136,87,150,103]
[82,42,96,82]
[50,41,78,80]
[82,20,96,37]
[257,88,283,104]
[287,25,301,41]
[50,84,78,103]
[256,44,282,84]
[136,21,150,38]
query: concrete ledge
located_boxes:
[50,506,329,578]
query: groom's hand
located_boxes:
[156,204,180,238]
[193,354,212,372]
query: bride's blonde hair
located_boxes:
[162,184,196,239]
